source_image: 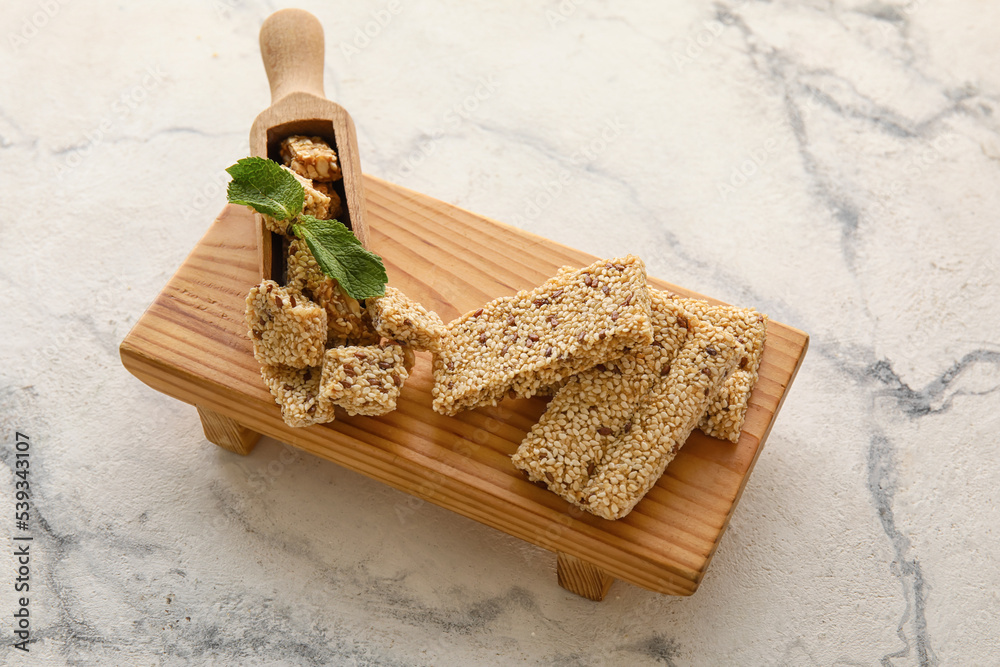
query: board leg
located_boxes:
[196,406,260,455]
[557,552,615,601]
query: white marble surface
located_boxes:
[2,1,999,664]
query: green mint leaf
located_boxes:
[291,216,387,300]
[226,156,304,220]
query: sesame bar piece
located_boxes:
[260,364,335,428]
[285,166,332,219]
[319,344,409,416]
[366,286,447,352]
[280,135,342,182]
[286,239,369,346]
[511,291,691,498]
[245,280,327,368]
[673,297,768,443]
[311,181,343,219]
[431,256,654,416]
[259,167,332,235]
[578,308,739,520]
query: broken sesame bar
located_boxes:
[280,135,342,182]
[286,239,370,346]
[511,290,691,499]
[431,256,654,416]
[672,297,768,443]
[319,344,409,416]
[245,280,327,369]
[366,286,447,352]
[260,364,335,428]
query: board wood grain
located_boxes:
[119,174,808,596]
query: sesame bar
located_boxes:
[366,286,447,352]
[286,239,370,346]
[511,291,691,498]
[259,167,332,235]
[578,308,739,519]
[260,364,335,428]
[280,135,342,182]
[311,181,343,219]
[245,280,327,369]
[673,297,768,443]
[319,344,409,416]
[285,166,332,219]
[431,256,654,416]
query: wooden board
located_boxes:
[119,175,808,597]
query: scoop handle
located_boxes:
[259,8,326,104]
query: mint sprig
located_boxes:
[292,216,387,299]
[226,157,304,221]
[225,157,388,301]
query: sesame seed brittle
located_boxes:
[319,344,409,416]
[510,290,691,499]
[259,364,335,428]
[280,135,342,182]
[674,297,768,443]
[366,286,447,352]
[431,256,654,416]
[286,239,370,346]
[514,299,742,520]
[245,280,327,369]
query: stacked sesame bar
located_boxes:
[511,287,767,520]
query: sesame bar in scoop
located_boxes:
[286,239,370,346]
[431,256,654,416]
[280,135,342,182]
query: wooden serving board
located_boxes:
[120,175,808,599]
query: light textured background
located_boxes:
[1,1,999,665]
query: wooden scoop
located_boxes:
[249,8,370,282]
